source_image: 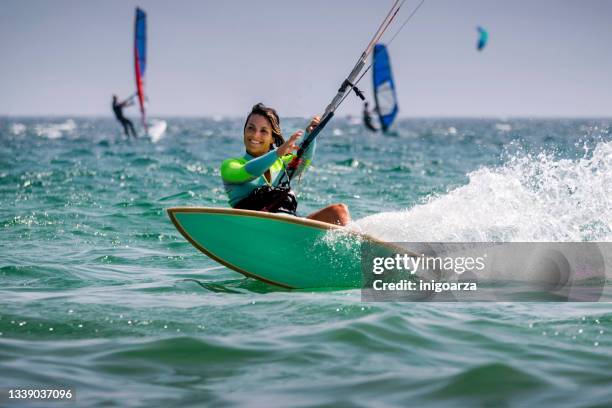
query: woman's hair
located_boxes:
[243,103,284,149]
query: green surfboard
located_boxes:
[167,207,399,289]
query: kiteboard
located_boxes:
[167,207,403,289]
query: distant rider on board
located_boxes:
[112,94,137,138]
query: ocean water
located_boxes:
[1,116,611,407]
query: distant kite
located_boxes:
[476,26,488,51]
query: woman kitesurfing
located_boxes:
[169,0,428,287]
[220,103,351,225]
[219,0,425,226]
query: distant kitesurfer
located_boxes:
[112,94,137,138]
[220,103,351,226]
[363,102,378,132]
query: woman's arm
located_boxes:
[222,115,320,184]
[221,149,279,183]
[277,115,321,182]
[299,115,319,163]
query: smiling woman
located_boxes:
[219,103,351,225]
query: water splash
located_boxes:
[356,140,612,242]
[10,123,26,135]
[147,119,167,143]
[34,119,76,139]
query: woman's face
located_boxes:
[243,113,274,156]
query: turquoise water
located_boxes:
[1,116,611,407]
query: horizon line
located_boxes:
[1,114,611,121]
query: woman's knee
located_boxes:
[329,203,349,215]
[328,203,351,225]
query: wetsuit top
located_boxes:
[112,101,126,121]
[220,136,315,207]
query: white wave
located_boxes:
[10,123,26,135]
[356,140,612,242]
[147,119,167,143]
[495,123,512,132]
[34,119,76,139]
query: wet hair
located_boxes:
[243,103,284,149]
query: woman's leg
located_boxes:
[306,203,351,226]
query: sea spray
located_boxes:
[356,139,612,242]
[34,119,77,140]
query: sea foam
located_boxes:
[356,139,612,242]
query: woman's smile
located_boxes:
[243,113,274,156]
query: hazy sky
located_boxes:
[1,0,611,118]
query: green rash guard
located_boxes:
[220,137,316,207]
